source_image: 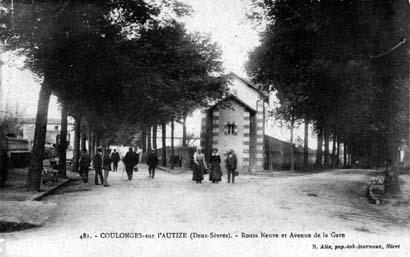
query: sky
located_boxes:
[180,0,260,77]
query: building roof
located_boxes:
[207,72,269,111]
[225,72,269,98]
[211,94,258,112]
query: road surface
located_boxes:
[3,165,409,257]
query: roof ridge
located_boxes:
[225,72,267,96]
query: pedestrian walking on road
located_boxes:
[209,149,222,183]
[123,147,139,180]
[111,149,120,172]
[93,147,103,185]
[225,148,238,184]
[192,147,207,184]
[147,150,159,179]
[103,148,112,187]
[79,148,91,183]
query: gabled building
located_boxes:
[200,73,268,173]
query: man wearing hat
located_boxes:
[93,147,104,185]
[123,147,139,180]
[225,148,238,184]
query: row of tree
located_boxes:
[0,0,226,191]
[247,0,410,193]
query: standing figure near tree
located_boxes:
[192,147,207,184]
[111,149,120,172]
[225,148,237,184]
[93,147,103,185]
[209,149,222,183]
[102,149,111,187]
[79,148,91,183]
[147,150,159,179]
[123,147,138,180]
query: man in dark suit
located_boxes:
[111,149,120,172]
[123,147,139,180]
[147,150,159,179]
[93,148,103,185]
[225,148,238,184]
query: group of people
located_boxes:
[78,147,141,186]
[79,147,116,186]
[121,147,159,180]
[78,146,237,186]
[192,147,238,184]
[78,146,159,185]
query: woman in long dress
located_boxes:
[193,147,207,183]
[209,149,222,183]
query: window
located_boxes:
[224,122,237,135]
[227,123,235,134]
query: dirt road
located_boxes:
[3,166,409,257]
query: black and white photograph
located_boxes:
[0,0,409,256]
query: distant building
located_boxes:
[155,73,317,171]
[200,73,268,172]
[19,118,75,150]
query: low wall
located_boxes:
[264,135,316,170]
[8,151,31,168]
[7,137,30,152]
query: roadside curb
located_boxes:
[31,178,74,201]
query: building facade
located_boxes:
[200,73,267,173]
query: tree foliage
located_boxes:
[1,0,226,189]
[247,0,410,178]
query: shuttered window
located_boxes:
[224,122,238,135]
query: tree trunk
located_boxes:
[161,122,166,166]
[141,127,146,154]
[336,136,341,168]
[26,82,52,191]
[80,129,87,152]
[87,132,92,158]
[323,128,330,167]
[171,118,175,170]
[152,124,157,153]
[182,113,187,147]
[147,125,152,153]
[58,102,68,178]
[343,143,347,168]
[141,127,147,163]
[331,132,337,168]
[290,118,295,172]
[0,126,9,187]
[385,132,401,194]
[315,127,323,167]
[93,133,96,156]
[71,115,81,173]
[303,115,309,169]
[91,133,96,155]
[96,135,101,148]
